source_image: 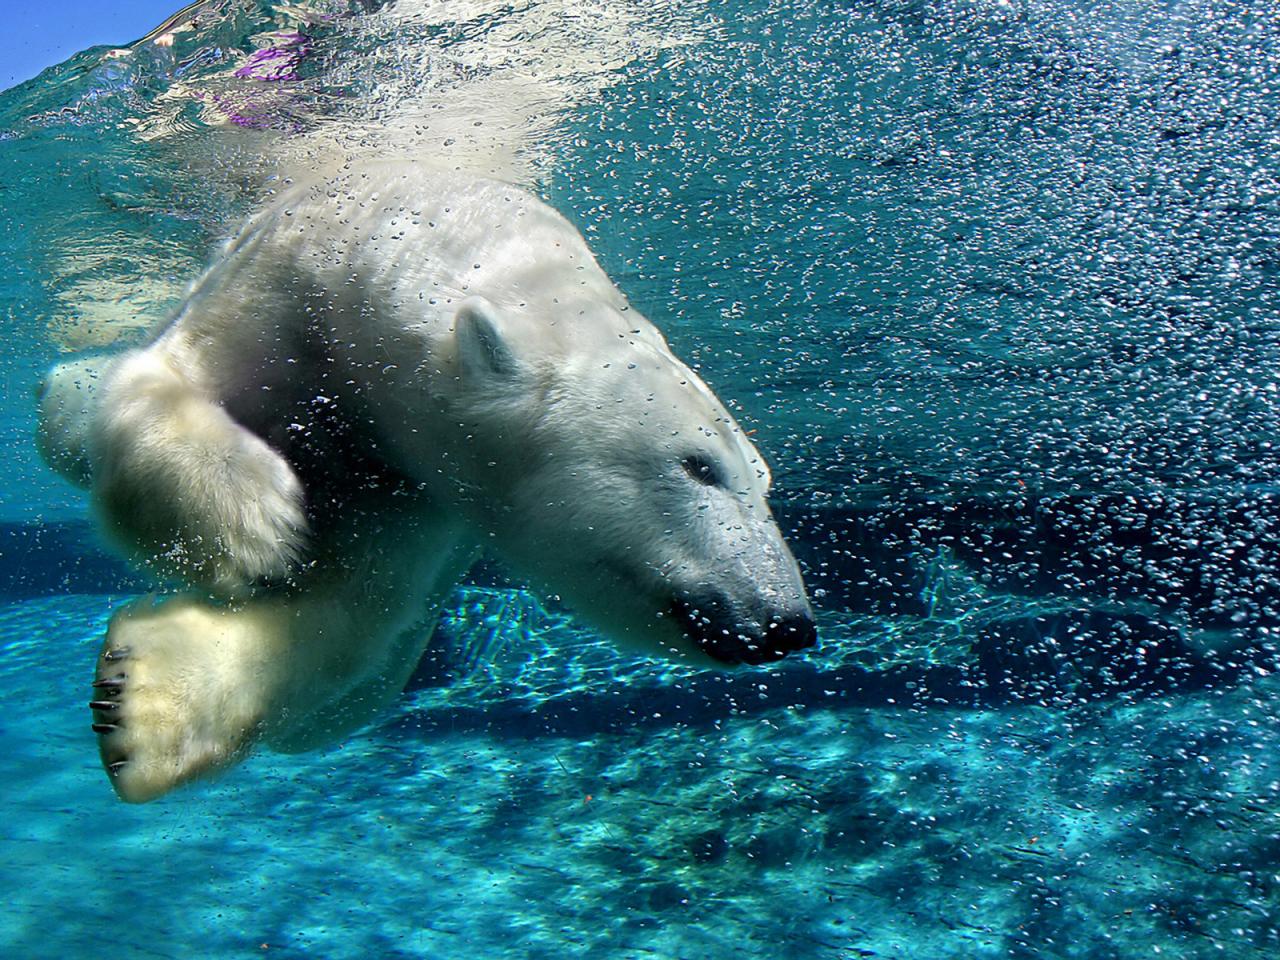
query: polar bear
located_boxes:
[38,164,815,802]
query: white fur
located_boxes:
[88,351,308,595]
[39,163,811,802]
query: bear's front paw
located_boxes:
[89,598,268,802]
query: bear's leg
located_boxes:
[92,351,309,596]
[89,498,478,802]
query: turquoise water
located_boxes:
[3,0,1280,956]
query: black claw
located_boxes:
[92,675,125,689]
[91,722,118,734]
[107,760,127,776]
[103,647,131,662]
[89,700,119,712]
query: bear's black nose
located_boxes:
[672,594,817,665]
[763,613,818,658]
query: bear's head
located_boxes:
[437,296,816,666]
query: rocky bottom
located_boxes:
[2,592,1278,960]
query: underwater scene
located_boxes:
[3,0,1280,956]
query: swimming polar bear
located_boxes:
[38,164,815,802]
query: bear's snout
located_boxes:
[672,593,816,665]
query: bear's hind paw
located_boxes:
[92,357,310,597]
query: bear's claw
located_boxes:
[91,722,119,733]
[103,647,131,662]
[89,700,119,711]
[92,675,125,689]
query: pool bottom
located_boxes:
[3,593,1277,959]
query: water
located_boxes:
[3,0,1280,956]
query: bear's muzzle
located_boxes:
[672,593,817,665]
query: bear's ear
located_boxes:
[455,296,521,381]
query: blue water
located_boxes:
[3,0,1280,956]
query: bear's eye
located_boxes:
[682,454,726,489]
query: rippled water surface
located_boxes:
[3,1,1280,957]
